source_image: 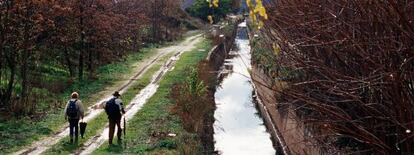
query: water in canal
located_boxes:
[213,21,276,155]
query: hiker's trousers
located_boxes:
[69,119,79,140]
[108,117,122,144]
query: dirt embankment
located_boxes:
[251,65,320,155]
[180,24,237,154]
[245,19,319,154]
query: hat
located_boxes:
[71,92,79,99]
[113,91,121,97]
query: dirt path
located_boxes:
[13,34,202,155]
[74,35,203,155]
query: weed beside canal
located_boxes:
[92,38,212,155]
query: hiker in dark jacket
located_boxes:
[101,91,125,144]
[64,92,85,143]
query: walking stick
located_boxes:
[123,115,127,148]
[123,116,126,137]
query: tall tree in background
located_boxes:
[0,0,51,106]
[20,0,33,103]
[76,0,86,80]
[0,0,16,105]
[0,0,188,112]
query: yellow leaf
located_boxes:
[273,43,281,56]
[209,0,219,8]
[246,0,268,29]
[258,20,264,29]
[213,0,219,8]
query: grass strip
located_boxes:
[42,53,176,155]
[1,33,196,154]
[1,47,157,155]
[92,38,212,155]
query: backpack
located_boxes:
[67,100,78,119]
[105,98,121,119]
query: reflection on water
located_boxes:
[213,22,276,155]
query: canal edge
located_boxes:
[251,80,292,155]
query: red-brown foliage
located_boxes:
[0,0,189,110]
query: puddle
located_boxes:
[213,21,276,155]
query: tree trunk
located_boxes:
[162,0,167,41]
[78,49,84,80]
[21,0,31,103]
[165,26,168,41]
[152,0,158,43]
[132,34,138,51]
[78,1,85,81]
[63,47,74,77]
[21,49,29,102]
[87,50,93,79]
[0,0,13,106]
[5,55,16,106]
[0,11,4,105]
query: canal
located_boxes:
[213,21,276,155]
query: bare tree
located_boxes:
[257,0,414,154]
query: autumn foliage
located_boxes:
[0,0,188,113]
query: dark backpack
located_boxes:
[67,100,78,119]
[105,98,121,119]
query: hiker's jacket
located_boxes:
[101,97,125,118]
[64,99,85,120]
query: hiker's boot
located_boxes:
[118,137,122,144]
[117,129,122,142]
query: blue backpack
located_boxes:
[67,100,78,119]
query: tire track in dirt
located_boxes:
[74,36,203,155]
[15,52,163,155]
[13,34,202,155]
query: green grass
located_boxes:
[0,48,158,155]
[42,52,175,155]
[0,33,200,155]
[92,38,212,155]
